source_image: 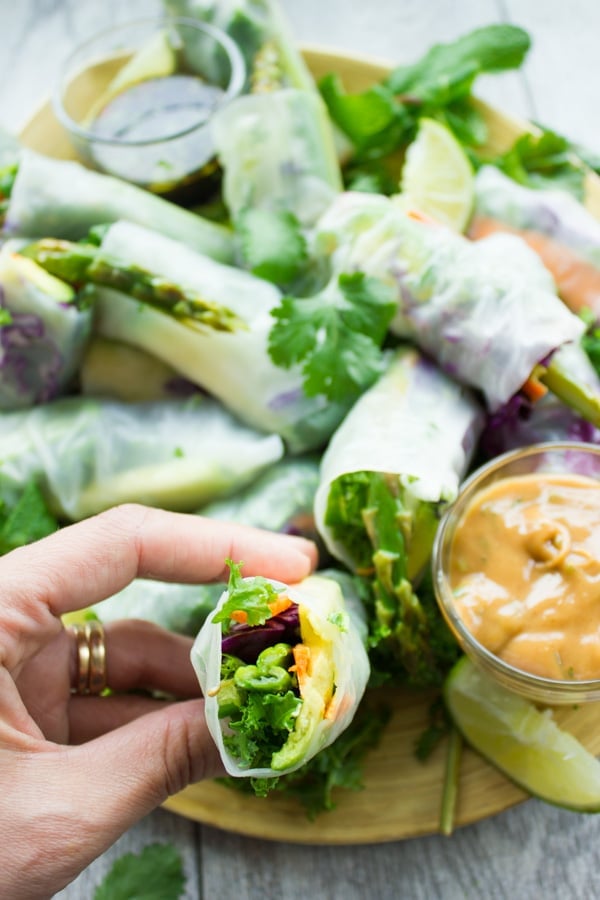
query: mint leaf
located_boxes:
[485,128,587,198]
[94,843,185,900]
[385,24,530,101]
[268,273,397,402]
[236,208,307,285]
[320,25,530,158]
[212,559,280,630]
[319,74,408,157]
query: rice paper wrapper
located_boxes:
[5,151,233,262]
[0,395,283,519]
[211,88,342,227]
[315,192,585,410]
[94,222,348,453]
[314,347,484,569]
[473,165,600,267]
[191,573,370,778]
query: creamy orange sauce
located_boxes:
[449,473,600,681]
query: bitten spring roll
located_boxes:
[191,563,370,779]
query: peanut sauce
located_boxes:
[449,473,600,680]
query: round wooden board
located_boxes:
[19,46,600,845]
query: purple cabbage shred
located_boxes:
[221,603,301,663]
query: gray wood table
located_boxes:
[1,1,600,897]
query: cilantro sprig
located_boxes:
[235,207,308,286]
[212,559,280,631]
[268,272,397,403]
[94,843,185,900]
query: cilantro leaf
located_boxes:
[236,208,308,285]
[268,273,397,402]
[94,843,185,900]
[212,559,280,630]
[0,480,58,555]
[582,322,600,377]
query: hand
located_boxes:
[0,503,317,900]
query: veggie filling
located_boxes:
[211,562,319,771]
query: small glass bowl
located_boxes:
[53,16,246,198]
[432,441,600,705]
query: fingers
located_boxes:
[102,620,199,697]
[0,504,318,617]
[15,701,224,897]
[66,700,223,843]
[68,694,175,743]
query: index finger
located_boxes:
[0,504,318,617]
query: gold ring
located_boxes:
[69,621,107,695]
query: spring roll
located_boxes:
[2,150,233,262]
[314,192,587,413]
[81,221,348,452]
[0,246,91,409]
[191,563,370,778]
[165,0,315,92]
[212,88,342,228]
[0,395,283,520]
[315,346,484,572]
[314,347,483,680]
[469,165,600,318]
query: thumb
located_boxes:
[68,699,222,844]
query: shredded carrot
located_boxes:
[522,374,548,403]
[406,207,440,226]
[324,691,351,721]
[289,643,311,685]
[230,609,248,624]
[268,595,293,617]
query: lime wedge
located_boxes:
[398,118,474,232]
[445,656,600,811]
[83,30,177,126]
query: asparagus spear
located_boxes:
[538,355,600,428]
[21,238,243,332]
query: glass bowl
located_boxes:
[433,441,600,705]
[53,16,246,200]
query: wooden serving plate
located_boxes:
[19,46,600,845]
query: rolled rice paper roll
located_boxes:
[191,571,370,778]
[314,346,484,574]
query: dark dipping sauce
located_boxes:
[89,74,224,204]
